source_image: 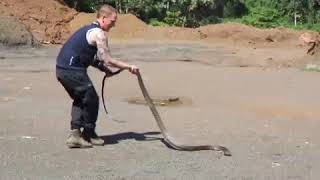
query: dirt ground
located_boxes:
[1,0,320,180]
[1,41,320,180]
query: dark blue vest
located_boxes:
[56,22,101,70]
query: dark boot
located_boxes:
[66,129,92,148]
[82,129,104,146]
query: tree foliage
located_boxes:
[62,0,320,31]
[241,0,320,29]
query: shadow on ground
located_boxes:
[100,131,162,145]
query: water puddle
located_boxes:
[125,96,192,107]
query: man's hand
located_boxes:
[128,65,139,75]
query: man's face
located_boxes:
[101,13,117,31]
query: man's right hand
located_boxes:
[128,65,139,75]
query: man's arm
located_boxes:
[95,31,135,71]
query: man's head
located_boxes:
[97,4,117,31]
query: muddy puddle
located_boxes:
[124,96,193,107]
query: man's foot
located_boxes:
[66,129,93,148]
[82,129,104,146]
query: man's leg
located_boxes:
[70,98,84,130]
[81,83,105,146]
[81,85,99,130]
[56,68,92,148]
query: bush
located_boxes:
[240,6,281,28]
[149,18,168,26]
[199,16,222,26]
[292,23,320,32]
[163,11,185,27]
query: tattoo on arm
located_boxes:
[95,30,130,69]
[96,31,112,65]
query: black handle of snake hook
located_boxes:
[101,68,124,115]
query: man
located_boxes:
[56,4,139,148]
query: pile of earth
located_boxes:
[0,15,39,47]
[1,0,319,54]
[299,32,320,57]
[69,13,304,45]
[69,13,148,39]
[197,23,301,44]
[0,0,77,44]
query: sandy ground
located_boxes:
[0,41,320,180]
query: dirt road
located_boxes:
[0,42,319,180]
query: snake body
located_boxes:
[136,71,231,156]
[102,70,231,156]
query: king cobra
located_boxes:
[102,70,231,156]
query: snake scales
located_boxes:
[102,70,231,156]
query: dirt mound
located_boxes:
[197,23,301,44]
[70,13,201,41]
[299,32,320,56]
[0,15,39,47]
[111,14,148,38]
[0,0,77,44]
[69,13,97,33]
[141,26,201,41]
[70,13,148,39]
[0,0,311,47]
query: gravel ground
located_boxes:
[0,42,319,180]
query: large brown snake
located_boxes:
[102,70,231,156]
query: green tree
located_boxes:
[61,0,320,31]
